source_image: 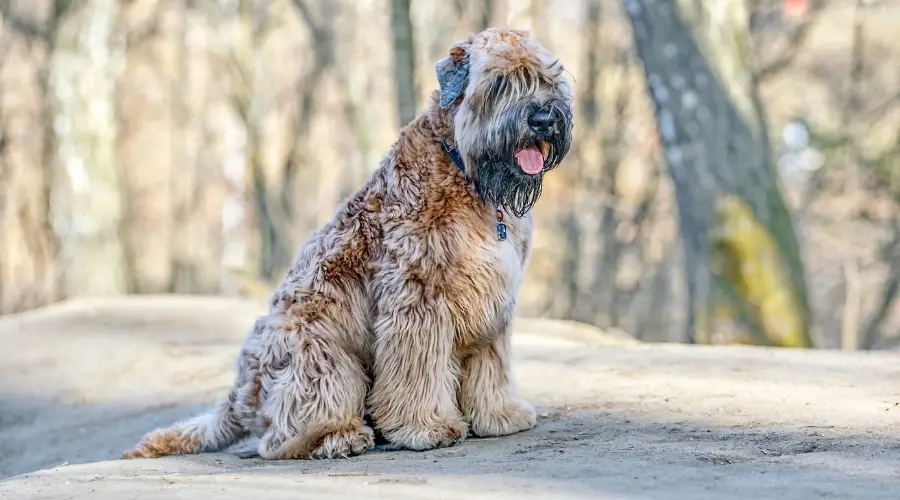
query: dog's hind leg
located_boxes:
[253,319,374,460]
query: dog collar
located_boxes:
[440,140,508,241]
[441,141,467,175]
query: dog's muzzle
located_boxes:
[512,104,571,175]
[527,107,561,137]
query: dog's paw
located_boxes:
[233,449,261,459]
[310,425,375,459]
[383,419,469,451]
[469,399,537,438]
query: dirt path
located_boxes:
[1,296,898,499]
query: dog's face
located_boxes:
[436,28,574,218]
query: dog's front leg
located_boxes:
[458,321,537,438]
[367,296,468,451]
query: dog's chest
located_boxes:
[448,210,532,344]
[490,221,529,295]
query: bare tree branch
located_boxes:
[861,218,900,349]
[756,2,825,79]
[284,0,337,218]
[124,3,165,48]
[291,0,331,43]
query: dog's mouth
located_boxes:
[514,140,550,175]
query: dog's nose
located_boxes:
[528,109,556,134]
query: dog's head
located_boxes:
[436,28,574,217]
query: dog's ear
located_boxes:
[435,43,470,109]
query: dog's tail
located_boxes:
[123,388,245,459]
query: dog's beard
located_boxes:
[473,160,544,218]
[465,98,572,217]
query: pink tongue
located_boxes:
[515,148,544,175]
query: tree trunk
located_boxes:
[227,0,291,283]
[389,0,417,128]
[528,0,547,44]
[284,0,337,245]
[621,0,813,347]
[167,0,224,294]
[479,0,508,30]
[48,0,128,298]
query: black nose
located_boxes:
[528,109,556,134]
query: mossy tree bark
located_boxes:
[621,0,813,347]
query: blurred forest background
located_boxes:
[1,0,898,350]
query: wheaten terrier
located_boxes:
[124,27,573,460]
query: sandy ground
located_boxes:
[0,295,898,499]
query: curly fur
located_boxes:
[123,27,573,461]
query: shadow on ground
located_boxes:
[2,396,898,499]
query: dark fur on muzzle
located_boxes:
[471,98,573,218]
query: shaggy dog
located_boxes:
[124,27,573,460]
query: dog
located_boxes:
[123,27,574,460]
